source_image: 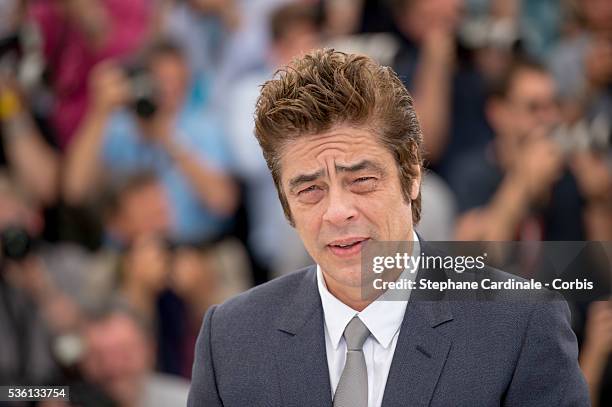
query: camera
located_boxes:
[0,32,22,74]
[0,25,45,90]
[552,113,612,155]
[0,225,33,262]
[459,17,521,51]
[124,64,158,119]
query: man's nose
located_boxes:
[322,186,358,226]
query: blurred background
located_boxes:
[0,0,610,406]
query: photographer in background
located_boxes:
[0,174,82,385]
[390,0,466,167]
[448,59,610,241]
[1,0,60,207]
[547,0,612,244]
[63,39,239,245]
[394,0,516,171]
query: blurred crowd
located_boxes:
[0,0,611,406]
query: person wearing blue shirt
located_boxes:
[63,39,238,245]
[102,105,234,244]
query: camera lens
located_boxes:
[0,225,32,261]
[125,66,158,119]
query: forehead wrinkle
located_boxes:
[281,126,379,159]
[303,130,374,154]
[310,137,378,167]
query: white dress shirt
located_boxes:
[317,231,420,407]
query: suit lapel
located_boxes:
[274,267,332,407]
[381,301,453,407]
[382,239,454,407]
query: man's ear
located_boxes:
[410,164,421,200]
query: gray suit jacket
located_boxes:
[188,249,590,406]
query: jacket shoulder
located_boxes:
[210,265,315,330]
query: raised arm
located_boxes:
[63,62,130,205]
[0,80,59,204]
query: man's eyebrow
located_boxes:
[289,169,325,191]
[335,160,385,174]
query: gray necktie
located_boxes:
[333,316,370,407]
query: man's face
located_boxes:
[279,126,418,289]
[276,22,320,65]
[150,54,189,113]
[496,69,560,141]
[114,181,171,243]
[81,314,153,405]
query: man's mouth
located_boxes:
[327,238,370,257]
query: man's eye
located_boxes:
[351,177,377,192]
[298,185,320,195]
[297,185,324,203]
[354,177,375,183]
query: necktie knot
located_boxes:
[343,316,370,351]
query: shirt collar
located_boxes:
[316,231,420,350]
